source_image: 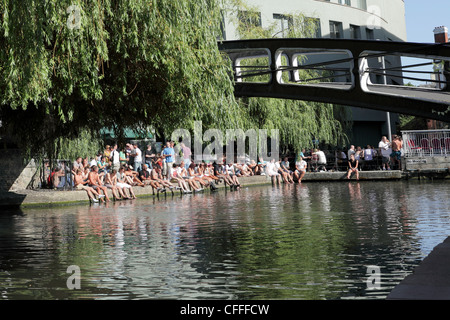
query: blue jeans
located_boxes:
[184,158,191,170]
[134,161,142,172]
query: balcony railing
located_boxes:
[401,129,450,157]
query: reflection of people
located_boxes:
[346,154,359,180]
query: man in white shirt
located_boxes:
[378,136,391,170]
[294,158,307,182]
[133,143,143,172]
[266,159,281,185]
[111,144,121,171]
[315,148,327,171]
[347,145,355,160]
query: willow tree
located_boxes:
[0,0,243,159]
[223,0,350,153]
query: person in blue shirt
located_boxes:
[162,141,175,179]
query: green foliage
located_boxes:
[223,0,349,152]
[0,0,241,159]
[0,0,349,160]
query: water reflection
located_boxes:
[0,180,448,300]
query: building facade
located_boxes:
[222,0,407,148]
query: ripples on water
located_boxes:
[0,180,448,300]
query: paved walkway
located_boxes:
[388,237,450,300]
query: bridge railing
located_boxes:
[401,129,450,157]
[218,39,450,122]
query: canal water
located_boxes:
[0,180,448,300]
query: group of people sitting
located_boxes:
[47,135,404,202]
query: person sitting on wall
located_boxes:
[170,164,192,193]
[48,167,65,189]
[124,165,146,187]
[117,167,136,199]
[72,168,102,203]
[294,157,307,183]
[266,158,281,185]
[346,154,360,181]
[139,164,161,190]
[88,165,110,201]
[150,164,175,192]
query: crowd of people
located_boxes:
[45,135,403,202]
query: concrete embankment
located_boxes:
[0,170,405,208]
[388,237,450,300]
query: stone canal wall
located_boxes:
[0,171,406,208]
[404,156,450,171]
[0,149,38,192]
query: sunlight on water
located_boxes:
[0,180,448,300]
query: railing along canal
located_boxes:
[402,129,450,157]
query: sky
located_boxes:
[404,0,450,43]
[401,1,450,85]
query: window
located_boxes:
[238,10,262,28]
[306,17,322,38]
[366,27,374,40]
[339,0,351,5]
[329,21,343,39]
[349,24,361,39]
[273,14,293,37]
[218,10,226,40]
[355,0,367,10]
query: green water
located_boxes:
[0,180,449,300]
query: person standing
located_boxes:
[144,144,155,169]
[315,148,327,171]
[162,141,175,180]
[111,144,121,171]
[133,143,143,172]
[180,142,192,170]
[390,135,403,170]
[378,136,391,170]
[347,145,356,160]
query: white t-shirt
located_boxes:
[364,148,374,161]
[316,151,326,164]
[266,162,278,176]
[134,147,142,162]
[378,141,391,157]
[296,160,307,171]
[347,149,355,159]
[111,149,120,164]
[274,162,281,171]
